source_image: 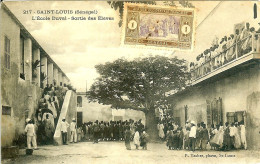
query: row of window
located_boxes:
[3,34,67,87]
[3,34,28,80]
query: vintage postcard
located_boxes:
[1,1,260,164]
[122,3,195,50]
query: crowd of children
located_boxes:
[69,119,149,150]
[76,119,144,142]
[35,84,68,145]
[157,119,247,152]
[190,22,260,80]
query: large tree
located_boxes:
[87,56,190,140]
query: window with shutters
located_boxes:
[226,112,235,123]
[20,35,25,79]
[4,36,10,70]
[77,96,82,107]
[206,97,223,126]
[184,105,188,122]
[226,111,245,124]
[206,100,211,127]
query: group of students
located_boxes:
[157,119,247,152]
[77,119,145,143]
[59,119,147,146]
[209,121,247,151]
[35,84,68,145]
[190,22,260,80]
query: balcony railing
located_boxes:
[190,32,260,82]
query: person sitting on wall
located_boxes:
[240,23,251,55]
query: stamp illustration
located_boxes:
[122,3,195,50]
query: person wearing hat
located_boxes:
[25,119,37,149]
[60,117,69,145]
[189,121,197,152]
[70,118,77,143]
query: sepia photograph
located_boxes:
[1,1,260,164]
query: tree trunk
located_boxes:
[145,109,159,142]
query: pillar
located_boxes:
[47,62,54,85]
[58,71,63,86]
[62,75,66,86]
[53,67,58,86]
[32,48,40,87]
[24,38,32,83]
[40,56,48,88]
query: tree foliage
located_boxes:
[88,56,190,113]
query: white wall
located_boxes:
[77,94,146,124]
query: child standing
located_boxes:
[77,126,83,142]
[140,131,149,150]
[178,127,184,150]
[133,130,140,149]
[201,123,209,150]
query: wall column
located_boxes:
[32,48,40,87]
[58,71,63,86]
[40,56,48,88]
[47,62,54,85]
[53,67,58,86]
[24,38,32,83]
[62,75,66,86]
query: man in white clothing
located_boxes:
[189,121,197,152]
[60,117,69,145]
[70,118,77,143]
[25,119,37,149]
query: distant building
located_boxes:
[76,92,146,126]
[1,4,71,147]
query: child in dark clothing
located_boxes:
[172,130,179,150]
[201,123,209,150]
[166,130,174,150]
[140,131,149,150]
[178,127,184,150]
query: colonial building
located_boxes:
[169,1,260,150]
[1,4,71,148]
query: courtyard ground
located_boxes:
[2,141,260,164]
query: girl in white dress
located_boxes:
[134,131,140,149]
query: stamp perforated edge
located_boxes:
[120,2,197,52]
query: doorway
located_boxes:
[77,112,83,127]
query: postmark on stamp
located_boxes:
[122,3,195,50]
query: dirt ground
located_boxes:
[2,141,260,164]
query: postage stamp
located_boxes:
[122,3,195,50]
